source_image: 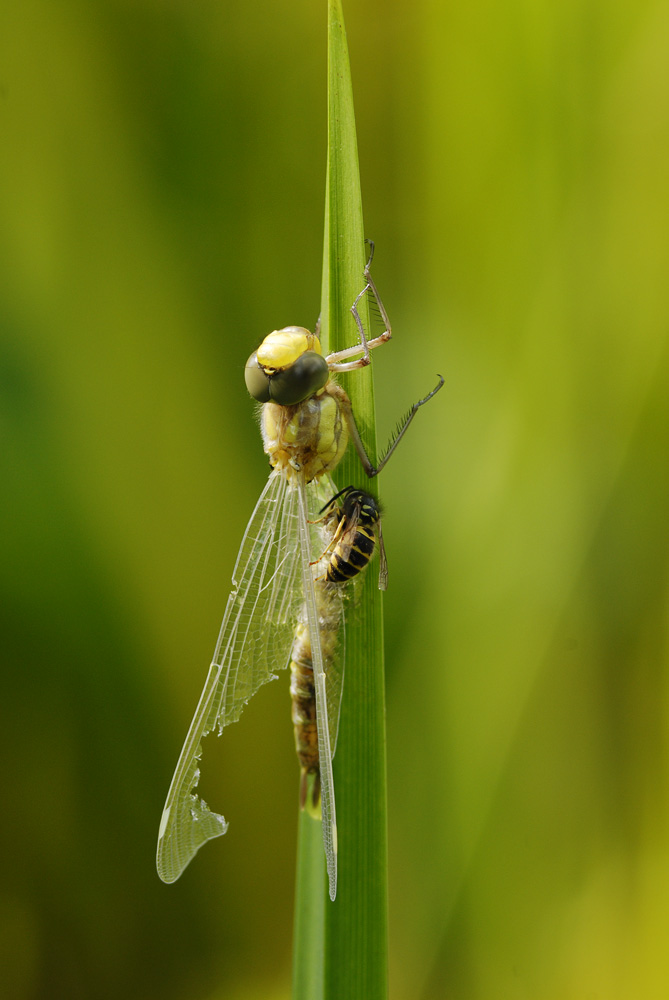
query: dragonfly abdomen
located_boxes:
[289,622,318,810]
[290,580,342,813]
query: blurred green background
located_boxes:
[1,1,668,998]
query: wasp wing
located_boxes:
[331,502,361,567]
[157,470,306,883]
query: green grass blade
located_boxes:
[293,2,388,995]
[322,1,388,996]
[293,788,326,1000]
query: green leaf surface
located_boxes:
[293,789,326,1000]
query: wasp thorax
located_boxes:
[245,327,329,405]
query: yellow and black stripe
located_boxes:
[321,487,381,584]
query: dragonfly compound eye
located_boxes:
[246,349,329,406]
[269,351,329,405]
[244,352,272,402]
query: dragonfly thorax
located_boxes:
[261,386,349,481]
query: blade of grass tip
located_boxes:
[321,2,388,998]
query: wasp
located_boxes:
[320,486,387,590]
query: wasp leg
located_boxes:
[376,518,389,592]
[310,515,347,572]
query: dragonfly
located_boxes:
[156,244,443,899]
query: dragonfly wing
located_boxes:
[156,470,304,883]
[324,605,345,759]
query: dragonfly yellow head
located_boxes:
[245,326,329,405]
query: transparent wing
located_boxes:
[323,589,345,760]
[157,470,306,883]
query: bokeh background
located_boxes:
[2,1,668,998]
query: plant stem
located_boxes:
[292,1,389,997]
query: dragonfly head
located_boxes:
[245,327,329,405]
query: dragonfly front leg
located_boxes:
[325,242,392,373]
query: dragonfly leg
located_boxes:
[331,376,445,478]
[325,241,392,372]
